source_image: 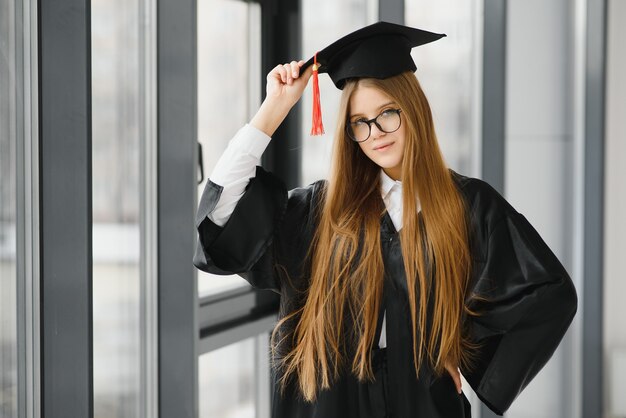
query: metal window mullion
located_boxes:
[581,0,607,416]
[481,0,507,196]
[255,333,271,418]
[139,0,158,417]
[17,0,41,417]
[378,0,403,24]
[480,0,506,417]
[39,0,93,417]
[471,0,485,180]
[15,0,26,417]
[157,0,198,416]
[260,0,301,189]
[198,315,275,354]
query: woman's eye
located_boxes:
[380,109,395,117]
[353,119,367,126]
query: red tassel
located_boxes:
[310,52,325,136]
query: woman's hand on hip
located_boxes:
[250,60,313,137]
[444,362,462,394]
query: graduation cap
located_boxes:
[302,21,446,135]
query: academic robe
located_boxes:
[194,166,578,418]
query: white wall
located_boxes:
[504,0,577,417]
[603,0,626,417]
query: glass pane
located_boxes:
[199,336,259,418]
[197,0,261,297]
[92,0,142,415]
[301,1,375,185]
[405,1,480,175]
[0,0,18,415]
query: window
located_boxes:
[406,0,481,175]
[199,334,270,418]
[300,0,377,185]
[0,0,20,414]
[92,0,149,414]
[196,0,262,297]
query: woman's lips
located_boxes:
[374,142,394,151]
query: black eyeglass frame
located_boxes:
[346,108,403,143]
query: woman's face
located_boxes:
[348,84,406,181]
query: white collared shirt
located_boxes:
[380,170,403,230]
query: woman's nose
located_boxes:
[370,122,386,139]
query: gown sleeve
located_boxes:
[193,166,287,292]
[460,180,578,415]
[194,165,323,294]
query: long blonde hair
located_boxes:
[272,71,474,401]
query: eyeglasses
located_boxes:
[346,109,402,143]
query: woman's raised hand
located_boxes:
[250,60,313,137]
[266,60,312,106]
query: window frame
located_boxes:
[39,0,93,416]
[196,0,302,353]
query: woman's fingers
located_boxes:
[268,64,283,85]
[269,60,308,87]
[283,61,300,84]
[264,59,312,105]
[277,64,288,84]
[289,60,300,79]
[270,63,296,86]
[253,59,311,136]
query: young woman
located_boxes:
[194,22,577,418]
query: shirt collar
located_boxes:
[380,170,402,200]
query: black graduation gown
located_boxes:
[194,166,577,418]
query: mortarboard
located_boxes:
[302,21,446,135]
